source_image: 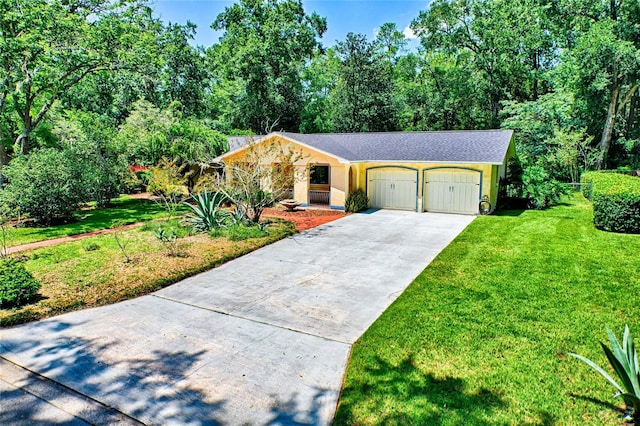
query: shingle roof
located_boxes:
[227,135,264,151]
[279,130,514,164]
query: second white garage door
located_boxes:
[424,170,480,214]
[368,168,417,211]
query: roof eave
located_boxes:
[276,133,351,163]
[213,135,267,162]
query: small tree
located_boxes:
[146,161,189,219]
[219,138,305,223]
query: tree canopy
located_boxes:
[1,0,639,211]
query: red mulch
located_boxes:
[262,207,346,231]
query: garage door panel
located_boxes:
[425,180,448,212]
[393,178,417,210]
[425,170,480,215]
[369,178,391,209]
[368,168,417,211]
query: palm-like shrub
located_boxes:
[568,325,640,421]
[183,191,230,232]
[345,189,369,213]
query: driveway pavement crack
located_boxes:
[151,294,352,345]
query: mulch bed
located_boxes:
[262,207,346,231]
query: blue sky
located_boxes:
[151,0,428,48]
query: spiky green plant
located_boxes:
[568,325,640,421]
[345,189,369,213]
[183,191,230,232]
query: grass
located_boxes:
[5,195,188,247]
[335,194,640,425]
[0,219,296,327]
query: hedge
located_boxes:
[581,171,640,233]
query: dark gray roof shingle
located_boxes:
[227,135,264,151]
[279,130,513,164]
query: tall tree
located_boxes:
[299,48,340,133]
[412,0,557,126]
[0,0,161,155]
[554,0,640,169]
[211,0,326,132]
[160,22,210,118]
[374,22,408,63]
[332,33,398,132]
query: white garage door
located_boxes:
[368,168,417,211]
[425,171,480,214]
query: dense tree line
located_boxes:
[1,0,639,220]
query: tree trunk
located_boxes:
[596,85,620,170]
[595,84,639,169]
[0,142,7,187]
[15,127,30,156]
[627,92,638,138]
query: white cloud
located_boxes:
[403,26,417,39]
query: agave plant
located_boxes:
[568,325,640,421]
[183,191,230,232]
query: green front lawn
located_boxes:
[335,194,640,424]
[6,195,185,246]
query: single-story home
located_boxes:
[217,130,515,215]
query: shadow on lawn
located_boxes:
[335,355,556,425]
[569,393,624,417]
[0,320,226,425]
[494,208,526,217]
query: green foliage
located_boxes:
[0,259,41,308]
[154,226,183,257]
[82,242,100,252]
[502,159,569,210]
[183,191,232,232]
[581,171,598,200]
[212,0,327,131]
[0,0,161,155]
[1,149,85,225]
[299,49,340,133]
[116,101,227,167]
[146,162,189,218]
[583,172,640,233]
[332,33,398,132]
[345,189,369,213]
[501,92,596,182]
[568,326,640,422]
[53,110,127,207]
[521,165,570,209]
[161,22,210,118]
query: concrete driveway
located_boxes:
[0,210,474,425]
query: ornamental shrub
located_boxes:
[0,259,41,308]
[345,189,369,213]
[581,171,596,200]
[521,165,570,209]
[1,149,85,225]
[584,172,640,233]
